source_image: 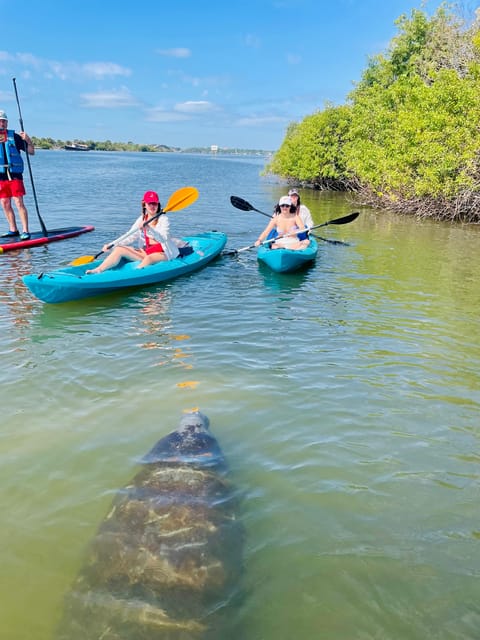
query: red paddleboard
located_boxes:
[0,225,95,253]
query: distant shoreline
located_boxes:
[31,137,272,156]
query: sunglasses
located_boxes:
[280,204,291,208]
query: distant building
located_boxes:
[210,144,218,153]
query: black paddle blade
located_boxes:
[230,195,254,212]
[329,211,360,225]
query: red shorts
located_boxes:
[0,179,26,198]
[145,243,164,255]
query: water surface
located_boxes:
[0,151,479,640]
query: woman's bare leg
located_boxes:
[86,246,144,274]
[136,253,168,269]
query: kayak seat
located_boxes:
[178,245,194,257]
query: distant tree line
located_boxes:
[31,138,177,153]
[265,4,480,222]
[31,138,270,156]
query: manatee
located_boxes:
[55,411,243,640]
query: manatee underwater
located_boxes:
[55,411,244,640]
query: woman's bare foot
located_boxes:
[85,267,103,274]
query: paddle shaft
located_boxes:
[226,211,359,254]
[92,208,168,261]
[234,225,315,253]
[12,78,47,236]
[229,196,356,245]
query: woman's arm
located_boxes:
[255,219,275,244]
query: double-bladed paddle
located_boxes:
[229,195,357,246]
[70,186,199,266]
[224,196,359,255]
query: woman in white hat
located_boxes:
[255,196,309,250]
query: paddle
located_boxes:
[223,211,360,256]
[230,195,353,246]
[12,77,48,236]
[70,186,199,266]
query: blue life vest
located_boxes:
[0,130,24,175]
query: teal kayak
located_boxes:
[257,236,318,273]
[22,231,227,303]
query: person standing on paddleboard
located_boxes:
[0,109,34,240]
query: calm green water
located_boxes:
[0,151,479,640]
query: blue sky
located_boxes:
[0,0,465,150]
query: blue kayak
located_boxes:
[22,231,227,303]
[257,236,318,273]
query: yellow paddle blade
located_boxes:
[164,186,199,212]
[70,254,96,267]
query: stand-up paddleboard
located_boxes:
[0,226,95,254]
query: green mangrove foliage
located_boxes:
[265,105,353,190]
[266,4,480,221]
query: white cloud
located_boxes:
[175,100,217,114]
[156,48,191,58]
[80,87,139,108]
[49,61,131,81]
[81,62,132,78]
[146,100,220,123]
[0,51,131,81]
[16,52,43,68]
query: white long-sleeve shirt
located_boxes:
[298,204,314,228]
[111,214,180,260]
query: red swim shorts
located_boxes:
[0,179,26,198]
[145,243,164,255]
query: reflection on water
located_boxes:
[0,153,479,640]
[0,250,38,330]
[256,259,316,294]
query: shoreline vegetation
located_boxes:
[31,138,271,157]
[264,4,480,223]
